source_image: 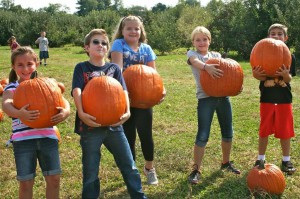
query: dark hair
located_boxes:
[9,46,38,83]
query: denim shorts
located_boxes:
[13,138,61,181]
[196,97,233,147]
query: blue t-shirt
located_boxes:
[110,38,156,71]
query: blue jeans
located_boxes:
[196,97,233,147]
[80,127,147,199]
[13,138,61,181]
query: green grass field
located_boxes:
[0,46,299,198]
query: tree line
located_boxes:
[1,0,300,59]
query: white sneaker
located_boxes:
[144,167,158,185]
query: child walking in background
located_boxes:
[7,36,20,52]
[110,15,166,185]
[252,23,296,174]
[186,26,240,185]
[71,29,147,199]
[2,46,70,199]
[35,31,49,66]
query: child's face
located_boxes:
[122,20,141,44]
[85,34,108,58]
[13,53,37,82]
[192,33,210,54]
[268,28,287,42]
[41,32,46,37]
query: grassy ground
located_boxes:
[0,46,299,198]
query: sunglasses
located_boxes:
[92,39,108,46]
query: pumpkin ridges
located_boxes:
[123,64,164,108]
[247,163,286,195]
[13,77,65,128]
[82,76,126,126]
[201,58,243,97]
[250,38,291,77]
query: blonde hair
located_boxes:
[111,16,147,43]
[191,26,211,42]
[84,29,110,56]
[9,46,38,82]
[268,23,288,37]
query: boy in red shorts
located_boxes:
[252,23,296,175]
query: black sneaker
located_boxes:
[188,170,201,184]
[221,161,241,174]
[281,161,296,175]
[254,160,265,167]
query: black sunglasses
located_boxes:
[92,39,108,46]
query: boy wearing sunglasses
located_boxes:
[71,29,147,199]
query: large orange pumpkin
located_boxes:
[250,38,291,77]
[82,76,126,126]
[200,58,243,97]
[13,77,65,128]
[247,160,286,195]
[123,64,164,109]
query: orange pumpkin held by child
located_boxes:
[247,160,286,195]
[13,77,65,128]
[250,38,291,77]
[82,76,126,126]
[122,64,164,109]
[200,58,244,97]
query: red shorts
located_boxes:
[259,103,295,139]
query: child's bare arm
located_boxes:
[252,66,267,81]
[72,88,100,127]
[50,97,70,123]
[2,90,40,121]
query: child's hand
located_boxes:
[51,107,70,124]
[205,63,223,79]
[111,112,131,127]
[275,65,290,78]
[252,66,266,80]
[18,104,40,121]
[79,112,101,127]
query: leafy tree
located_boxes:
[152,3,167,13]
[76,0,98,16]
[0,0,14,9]
[147,10,180,54]
[177,5,211,47]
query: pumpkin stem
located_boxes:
[258,159,265,170]
[30,71,38,79]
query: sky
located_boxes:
[14,0,210,14]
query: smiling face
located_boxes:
[85,34,108,58]
[122,20,141,44]
[192,33,211,55]
[13,53,37,82]
[268,28,287,42]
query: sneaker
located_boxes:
[44,63,47,66]
[281,161,296,175]
[254,160,265,167]
[144,167,158,185]
[40,61,42,65]
[221,161,241,174]
[188,170,201,184]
